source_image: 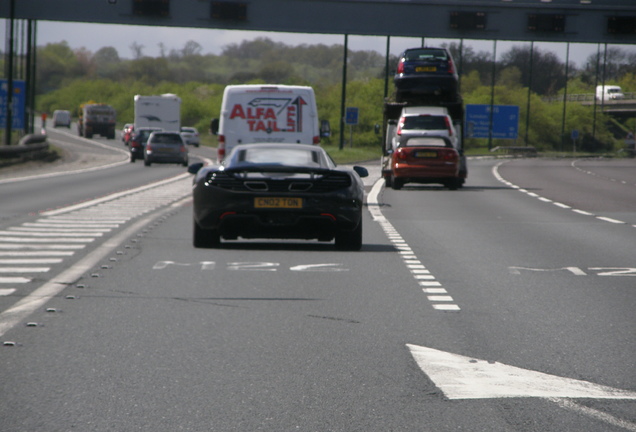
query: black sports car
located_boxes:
[188,143,369,250]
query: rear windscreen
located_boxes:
[404,137,448,147]
[403,116,447,130]
[404,49,448,61]
[152,135,182,145]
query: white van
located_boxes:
[211,84,321,162]
[596,85,625,102]
[53,110,71,128]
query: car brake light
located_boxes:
[448,58,455,75]
[395,147,409,161]
[145,143,152,151]
[217,136,226,161]
[445,117,453,136]
[313,135,320,145]
[442,150,458,162]
[397,59,404,74]
[396,117,405,135]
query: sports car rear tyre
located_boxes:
[335,221,362,251]
[193,220,220,248]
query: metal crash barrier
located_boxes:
[0,134,50,162]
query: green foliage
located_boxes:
[31,38,636,154]
[462,82,614,151]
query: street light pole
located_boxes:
[5,0,15,145]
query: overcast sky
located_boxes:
[2,20,616,67]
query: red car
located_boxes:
[129,127,163,162]
[122,123,134,146]
[382,135,462,190]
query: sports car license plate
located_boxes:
[415,150,438,158]
[254,197,303,209]
[415,66,437,72]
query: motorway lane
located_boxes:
[0,154,634,430]
[0,127,203,222]
[497,157,636,224]
[0,199,575,432]
[378,158,635,425]
[0,127,209,331]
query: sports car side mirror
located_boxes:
[353,166,369,178]
[188,162,204,174]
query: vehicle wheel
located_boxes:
[335,220,362,251]
[144,159,151,167]
[193,220,220,248]
[447,178,460,190]
[385,175,393,188]
[130,156,135,163]
[391,176,403,190]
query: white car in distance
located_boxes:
[180,126,200,147]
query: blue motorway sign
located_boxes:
[0,79,26,130]
[465,104,519,139]
[345,107,359,125]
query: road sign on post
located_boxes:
[345,107,358,125]
[465,104,519,140]
[0,79,26,130]
[345,107,358,147]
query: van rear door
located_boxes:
[218,85,319,161]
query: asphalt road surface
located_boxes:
[0,130,634,431]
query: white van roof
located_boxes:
[224,84,314,93]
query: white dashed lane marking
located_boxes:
[367,180,461,312]
[493,161,635,228]
[0,174,191,298]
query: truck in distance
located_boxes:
[78,103,116,139]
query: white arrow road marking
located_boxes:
[408,345,636,429]
[407,344,636,400]
[290,263,348,272]
[509,266,588,276]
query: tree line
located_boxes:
[6,37,635,152]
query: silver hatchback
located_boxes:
[144,131,189,167]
